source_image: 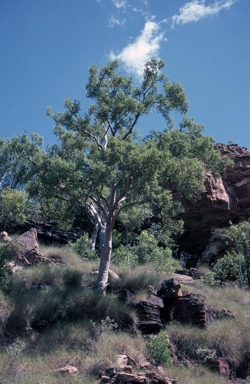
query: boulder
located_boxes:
[158,279,208,328]
[205,357,232,379]
[16,228,45,265]
[177,144,250,260]
[51,365,78,376]
[134,295,164,334]
[161,293,208,329]
[157,278,183,299]
[0,231,12,242]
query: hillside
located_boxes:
[1,227,250,384]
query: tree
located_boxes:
[0,134,45,229]
[0,188,29,229]
[0,133,44,190]
[28,58,228,292]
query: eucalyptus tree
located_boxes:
[28,58,228,292]
[0,134,44,228]
[0,133,44,190]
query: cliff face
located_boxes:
[178,144,250,256]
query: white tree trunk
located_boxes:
[90,217,99,250]
[94,223,113,292]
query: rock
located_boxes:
[0,231,12,242]
[51,365,78,376]
[116,355,128,368]
[176,268,204,280]
[109,269,121,281]
[207,306,236,323]
[98,354,178,384]
[158,278,209,327]
[157,279,183,299]
[16,228,45,265]
[134,295,164,334]
[177,144,250,259]
[17,228,39,253]
[8,220,84,244]
[160,292,208,328]
[206,357,232,379]
[201,227,231,265]
[173,274,194,284]
[146,372,177,384]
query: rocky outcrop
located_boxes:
[205,357,232,380]
[158,279,207,327]
[134,295,164,334]
[97,354,177,384]
[178,144,250,260]
[8,220,84,244]
[16,228,46,265]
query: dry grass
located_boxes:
[166,364,229,384]
[168,282,250,372]
[2,243,250,382]
[0,323,147,384]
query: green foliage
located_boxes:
[146,330,172,367]
[3,58,230,290]
[213,221,250,286]
[0,188,30,229]
[112,230,180,273]
[197,270,220,287]
[71,233,97,259]
[0,242,18,290]
[0,133,44,190]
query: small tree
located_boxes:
[28,58,228,292]
[214,221,250,286]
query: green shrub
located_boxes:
[197,270,220,287]
[0,242,18,291]
[71,233,97,259]
[112,230,180,273]
[146,329,172,367]
[213,251,245,284]
[213,221,250,287]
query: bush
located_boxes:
[112,230,180,273]
[146,329,172,367]
[71,233,98,259]
[0,242,18,291]
[213,221,250,287]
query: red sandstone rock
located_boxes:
[178,144,250,258]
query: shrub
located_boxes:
[112,230,180,273]
[0,242,18,291]
[146,329,172,367]
[213,221,250,287]
[71,233,97,259]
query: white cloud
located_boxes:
[172,0,235,26]
[113,0,127,9]
[110,20,164,77]
[109,15,126,27]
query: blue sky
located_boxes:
[0,0,249,147]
